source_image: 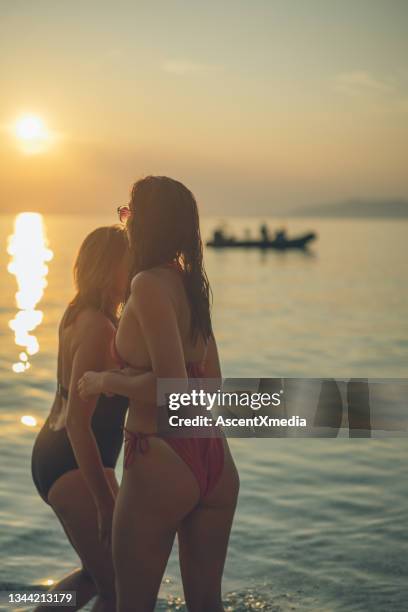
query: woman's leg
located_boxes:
[178,441,239,612]
[112,438,200,612]
[33,568,96,612]
[43,468,119,612]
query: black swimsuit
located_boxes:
[31,383,128,503]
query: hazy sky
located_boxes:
[1,0,407,215]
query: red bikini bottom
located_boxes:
[124,429,225,500]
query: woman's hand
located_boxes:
[77,371,105,399]
[121,367,139,377]
[78,367,142,400]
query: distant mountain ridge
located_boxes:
[291,199,408,218]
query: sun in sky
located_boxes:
[13,114,53,154]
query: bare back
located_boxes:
[49,308,117,430]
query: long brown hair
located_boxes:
[127,176,212,342]
[65,225,128,327]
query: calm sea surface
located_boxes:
[0,214,407,611]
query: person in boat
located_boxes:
[213,228,225,244]
[260,223,269,242]
[275,228,287,245]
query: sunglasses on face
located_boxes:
[117,205,131,224]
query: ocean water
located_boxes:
[0,214,407,611]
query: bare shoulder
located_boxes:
[130,269,164,291]
[130,270,170,306]
[74,308,115,347]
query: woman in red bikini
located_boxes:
[78,176,239,612]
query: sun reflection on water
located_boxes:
[21,415,38,427]
[7,213,53,372]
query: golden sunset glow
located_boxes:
[7,213,53,372]
[1,3,407,215]
[13,114,53,154]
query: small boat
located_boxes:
[206,228,317,250]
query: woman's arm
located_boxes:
[80,367,158,403]
[79,340,224,400]
[131,271,188,379]
[79,272,188,402]
[65,319,115,542]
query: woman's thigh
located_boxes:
[47,468,118,599]
[112,438,200,611]
[178,439,240,611]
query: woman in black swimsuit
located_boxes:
[31,225,129,612]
